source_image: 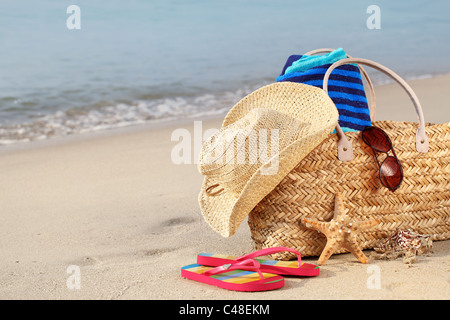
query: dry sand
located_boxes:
[0,74,449,300]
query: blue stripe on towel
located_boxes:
[277,72,364,85]
[327,85,366,97]
[338,113,371,125]
[338,120,368,131]
[302,79,366,91]
[328,91,368,102]
[335,103,372,115]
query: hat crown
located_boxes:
[199,108,307,195]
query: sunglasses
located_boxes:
[361,126,403,191]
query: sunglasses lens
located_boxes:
[380,156,403,190]
[362,126,391,152]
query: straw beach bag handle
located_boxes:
[323,57,430,161]
[305,48,377,120]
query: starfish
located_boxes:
[302,193,380,265]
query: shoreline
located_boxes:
[1,72,450,155]
[0,112,226,156]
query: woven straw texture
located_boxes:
[248,120,450,260]
[199,108,307,195]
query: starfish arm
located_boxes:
[318,238,339,265]
[332,193,345,220]
[302,218,329,234]
[343,239,369,264]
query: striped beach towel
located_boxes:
[276,48,371,132]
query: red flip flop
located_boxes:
[197,247,319,277]
[181,259,284,292]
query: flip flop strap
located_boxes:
[203,259,268,283]
[235,246,302,268]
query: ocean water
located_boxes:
[1,0,449,145]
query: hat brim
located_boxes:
[199,82,338,237]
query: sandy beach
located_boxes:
[0,74,449,300]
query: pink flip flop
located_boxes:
[197,247,319,277]
[181,259,284,292]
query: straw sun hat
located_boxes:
[198,82,339,237]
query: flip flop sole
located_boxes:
[197,254,319,277]
[181,264,284,292]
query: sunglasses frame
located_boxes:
[361,126,403,191]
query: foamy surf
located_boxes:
[0,85,262,146]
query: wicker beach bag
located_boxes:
[248,57,450,260]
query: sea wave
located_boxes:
[0,85,262,146]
